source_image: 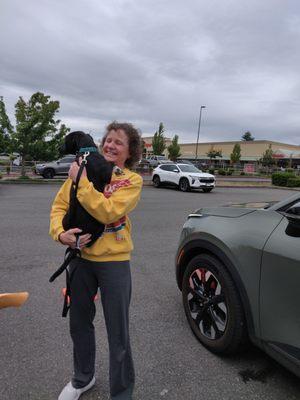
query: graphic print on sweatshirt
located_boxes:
[103,178,131,238]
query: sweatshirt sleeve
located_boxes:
[76,173,143,224]
[49,178,72,241]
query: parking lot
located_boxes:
[1,184,300,400]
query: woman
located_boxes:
[50,122,143,400]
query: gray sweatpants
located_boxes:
[68,258,134,400]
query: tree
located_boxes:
[152,122,166,155]
[242,131,255,141]
[206,145,222,164]
[1,92,70,176]
[0,96,13,153]
[260,144,275,172]
[167,135,181,161]
[230,143,241,164]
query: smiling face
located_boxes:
[102,129,130,169]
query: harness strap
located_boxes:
[62,262,78,317]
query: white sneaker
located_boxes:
[58,377,95,400]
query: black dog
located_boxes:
[49,131,114,295]
[61,131,114,243]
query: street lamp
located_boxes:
[195,105,206,161]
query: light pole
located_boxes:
[195,105,206,161]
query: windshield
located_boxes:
[157,156,167,160]
[178,164,201,173]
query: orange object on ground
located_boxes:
[0,292,29,309]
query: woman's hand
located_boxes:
[68,158,87,183]
[59,228,91,249]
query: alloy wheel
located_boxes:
[186,267,227,340]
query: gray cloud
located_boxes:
[1,0,300,143]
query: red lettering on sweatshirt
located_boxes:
[103,179,131,198]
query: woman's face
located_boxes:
[102,129,130,169]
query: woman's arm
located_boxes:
[49,178,72,241]
[76,173,143,224]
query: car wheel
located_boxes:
[153,175,161,188]
[179,178,190,192]
[42,169,55,179]
[202,188,213,193]
[182,254,247,354]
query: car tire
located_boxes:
[179,178,190,192]
[153,175,161,188]
[42,169,55,179]
[202,188,213,193]
[182,254,247,355]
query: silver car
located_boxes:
[35,155,76,179]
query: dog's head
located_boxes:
[61,131,97,155]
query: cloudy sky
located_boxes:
[1,0,300,144]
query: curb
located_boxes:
[1,179,299,191]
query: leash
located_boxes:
[49,152,90,317]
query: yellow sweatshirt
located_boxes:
[49,168,143,262]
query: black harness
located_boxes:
[49,149,97,317]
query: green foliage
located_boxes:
[167,134,181,161]
[240,171,245,176]
[0,172,2,179]
[208,168,215,174]
[242,131,255,141]
[0,92,70,176]
[230,143,241,163]
[206,146,222,161]
[0,97,13,153]
[152,123,166,155]
[218,169,226,175]
[287,177,300,187]
[226,169,234,175]
[260,145,275,167]
[272,172,295,186]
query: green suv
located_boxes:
[176,193,300,377]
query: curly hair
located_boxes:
[101,121,142,169]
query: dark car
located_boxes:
[175,193,300,377]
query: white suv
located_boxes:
[152,163,216,192]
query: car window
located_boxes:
[160,165,170,171]
[60,157,75,163]
[177,164,201,173]
[286,201,300,216]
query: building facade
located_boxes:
[142,137,300,166]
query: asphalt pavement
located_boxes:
[0,184,300,400]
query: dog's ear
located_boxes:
[86,134,97,147]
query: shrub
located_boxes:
[226,169,234,176]
[272,172,295,186]
[18,175,31,180]
[208,168,215,174]
[287,178,300,187]
[218,169,226,175]
[0,172,2,179]
[240,171,245,176]
[286,168,294,173]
